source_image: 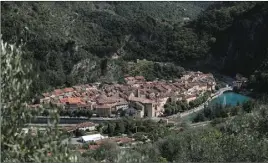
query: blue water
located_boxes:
[209,91,250,106]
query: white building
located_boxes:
[81,134,107,143]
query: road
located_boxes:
[35,116,119,120]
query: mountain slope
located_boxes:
[2,2,268,94]
[1,1,211,95]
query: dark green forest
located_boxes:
[1,1,268,96]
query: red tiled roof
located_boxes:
[63,87,74,93]
[60,97,82,104]
[161,84,171,90]
[96,95,118,104]
[129,96,154,104]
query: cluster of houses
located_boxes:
[61,121,135,152]
[34,71,216,118]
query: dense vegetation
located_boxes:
[193,100,256,123]
[127,59,185,81]
[164,92,210,116]
[1,41,74,162]
[77,100,268,163]
[1,1,211,96]
[99,118,172,141]
[164,100,189,115]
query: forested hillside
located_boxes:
[191,2,268,92]
[1,1,268,95]
[1,1,211,96]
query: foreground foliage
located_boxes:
[1,41,75,162]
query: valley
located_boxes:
[1,1,268,163]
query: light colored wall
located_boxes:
[145,103,154,118]
[80,126,96,131]
[135,110,144,118]
[115,104,128,111]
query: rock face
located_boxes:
[211,3,268,76]
[70,58,124,84]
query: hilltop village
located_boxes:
[36,71,216,118]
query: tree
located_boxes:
[82,143,89,150]
[96,123,103,133]
[114,121,125,135]
[92,140,119,162]
[85,110,93,118]
[72,110,78,117]
[242,100,255,113]
[75,129,86,137]
[107,123,115,137]
[193,112,206,123]
[1,40,74,162]
[42,109,49,116]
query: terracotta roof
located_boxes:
[161,84,171,90]
[59,97,82,104]
[155,85,166,92]
[97,96,118,104]
[63,87,74,93]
